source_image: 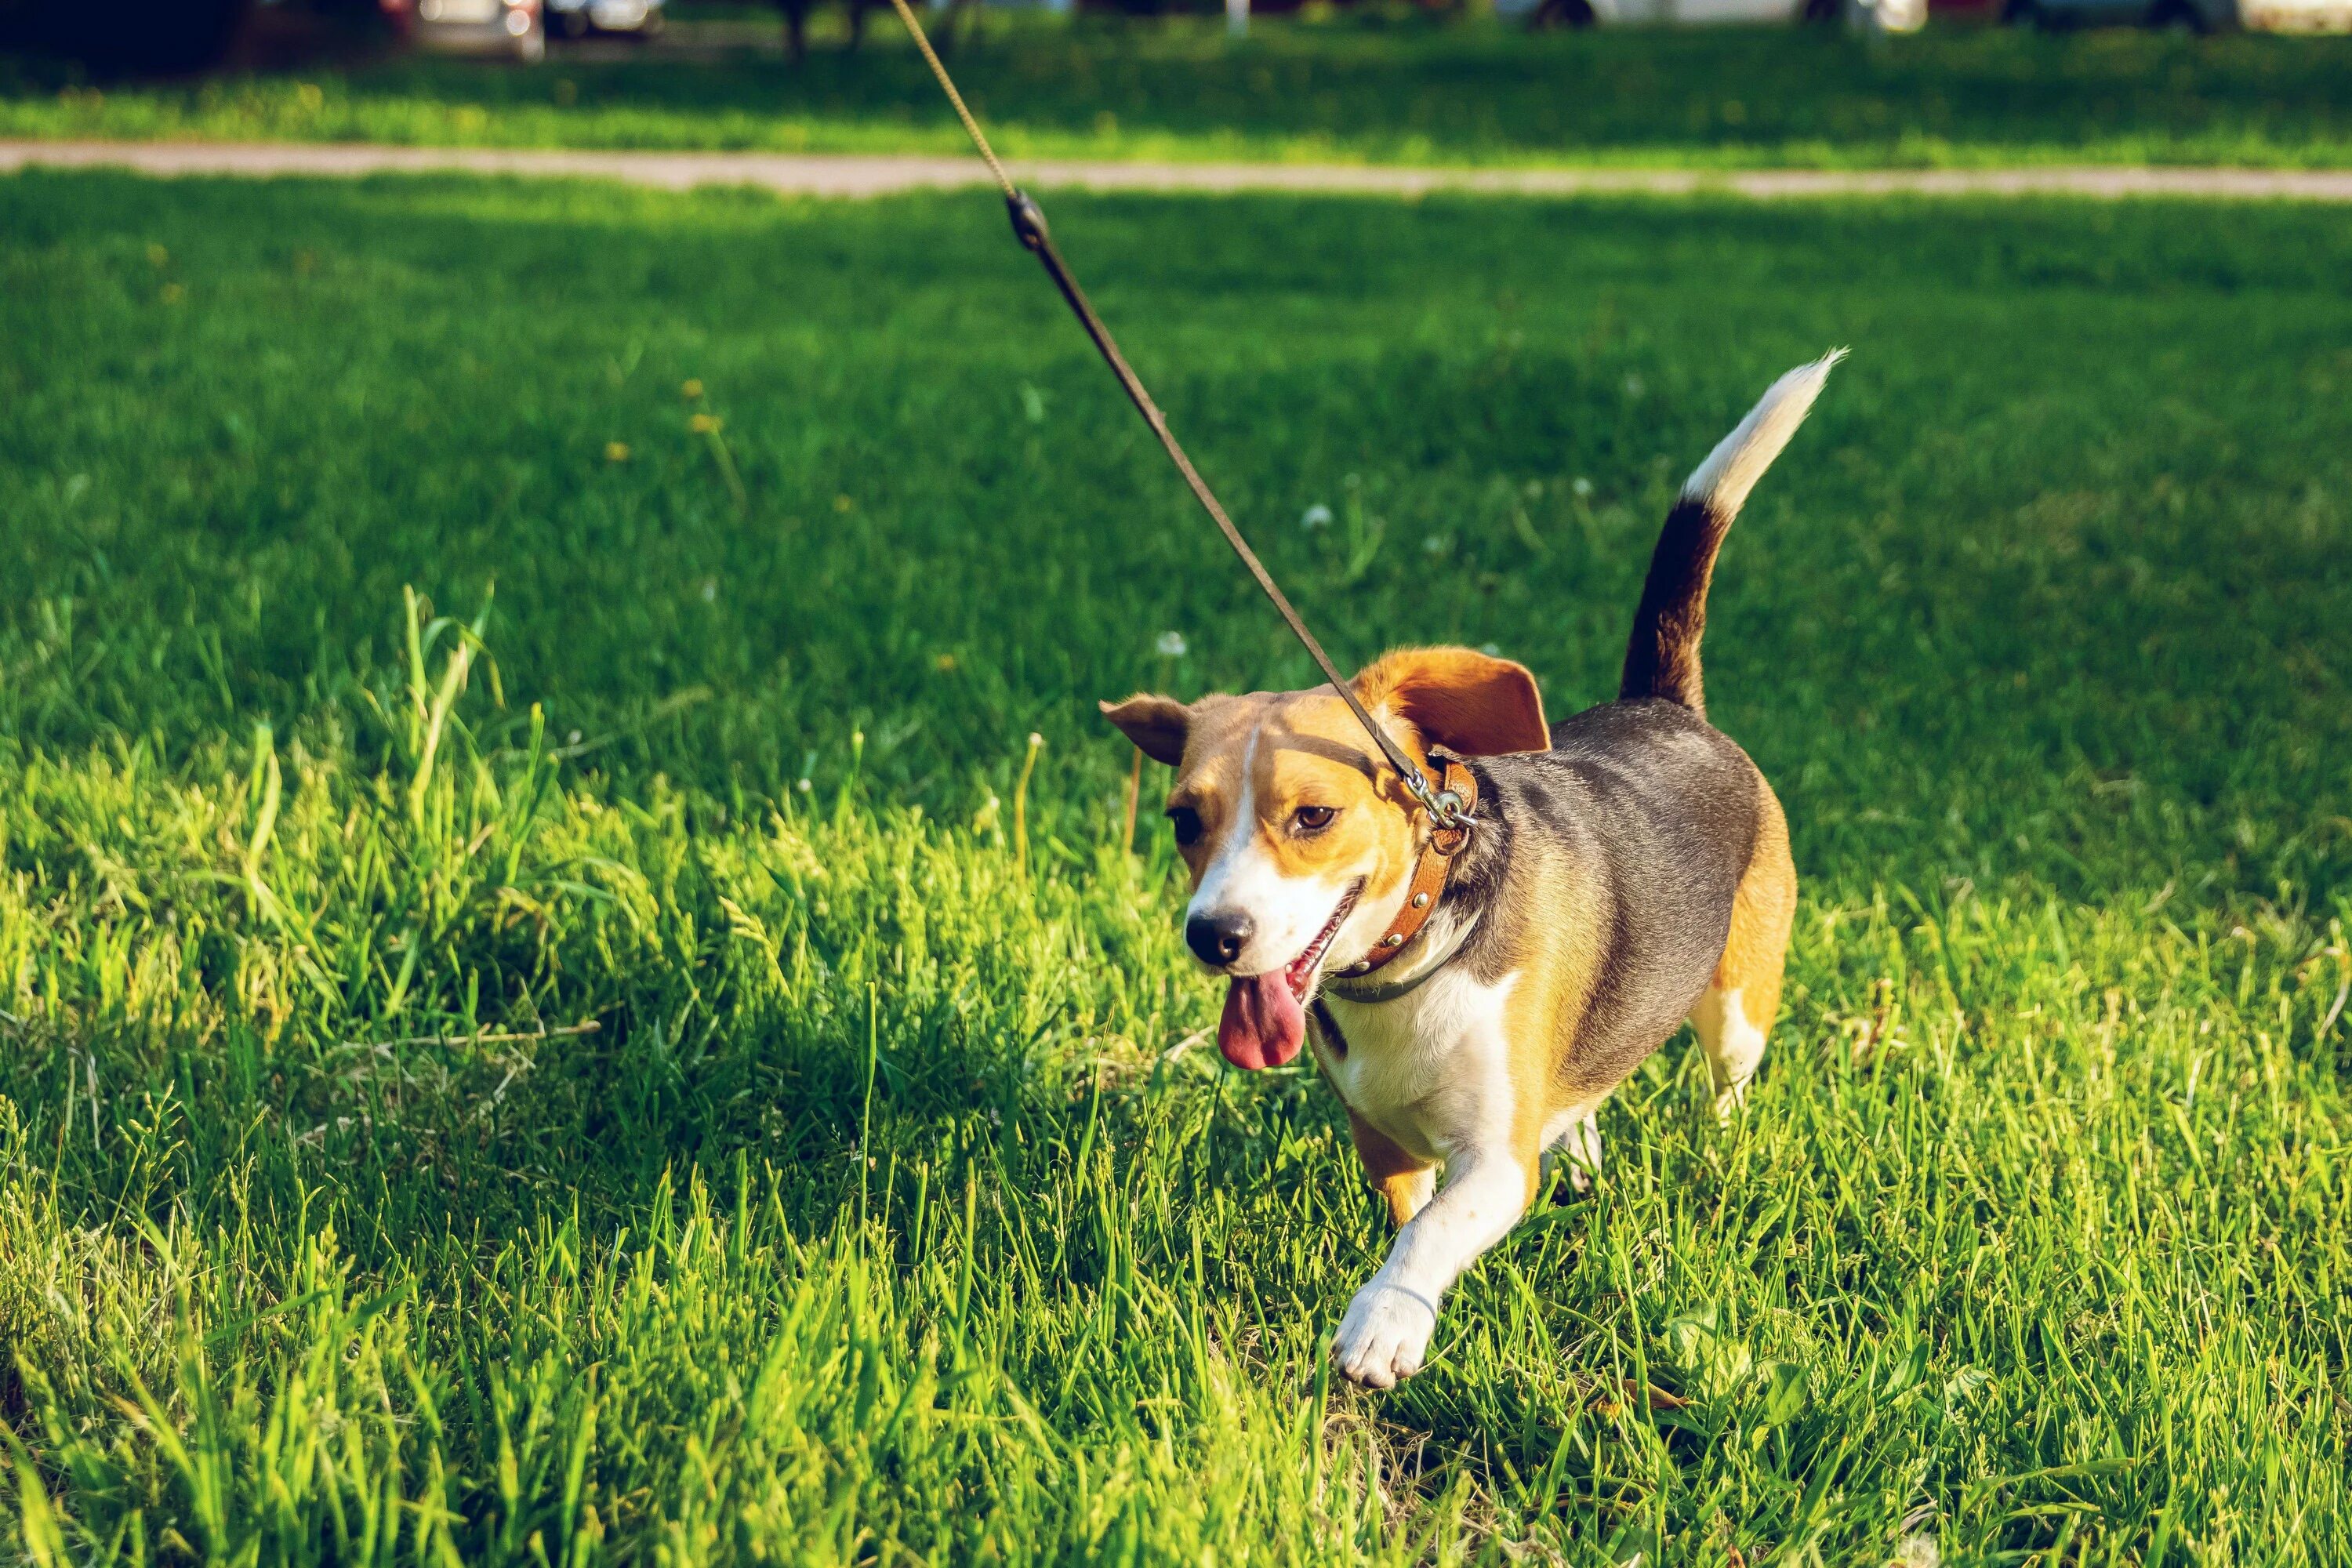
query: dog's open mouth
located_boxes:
[1217,880,1361,1071]
[1283,881,1361,997]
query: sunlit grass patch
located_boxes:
[2,170,2350,1561]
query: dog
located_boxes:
[1100,353,1839,1388]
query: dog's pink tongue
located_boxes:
[1219,971,1305,1069]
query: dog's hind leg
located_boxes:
[1540,1103,1605,1195]
[1693,782,1796,1120]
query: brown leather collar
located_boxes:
[1338,753,1478,979]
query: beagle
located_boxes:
[1102,354,1840,1388]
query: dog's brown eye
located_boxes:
[1167,806,1203,848]
[1293,805,1337,833]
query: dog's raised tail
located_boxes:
[1618,350,1844,717]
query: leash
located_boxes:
[882,0,1471,833]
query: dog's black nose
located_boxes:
[1186,909,1254,967]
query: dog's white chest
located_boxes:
[1320,964,1520,1163]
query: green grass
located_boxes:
[5,18,2352,168]
[3,167,2351,1563]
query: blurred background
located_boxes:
[3,0,2347,180]
[4,0,2344,87]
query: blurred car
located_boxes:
[1512,0,1813,24]
[545,0,664,37]
[2002,0,2232,25]
[1508,0,1928,24]
[383,0,545,60]
[0,0,254,70]
[2239,0,2352,24]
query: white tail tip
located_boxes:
[1680,349,1846,518]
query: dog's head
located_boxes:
[1102,647,1548,1070]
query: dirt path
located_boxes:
[9,138,2352,201]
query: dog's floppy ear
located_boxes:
[1099,694,1191,766]
[1353,647,1549,758]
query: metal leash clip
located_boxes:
[1404,770,1477,838]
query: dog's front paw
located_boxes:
[1332,1282,1437,1389]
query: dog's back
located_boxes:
[1478,702,1762,1098]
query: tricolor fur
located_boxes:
[1102,354,1839,1387]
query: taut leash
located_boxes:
[881,0,1472,833]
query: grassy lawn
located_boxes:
[5,18,2352,168]
[3,167,2351,1562]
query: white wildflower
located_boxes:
[1887,1534,1940,1568]
[1156,631,1189,658]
